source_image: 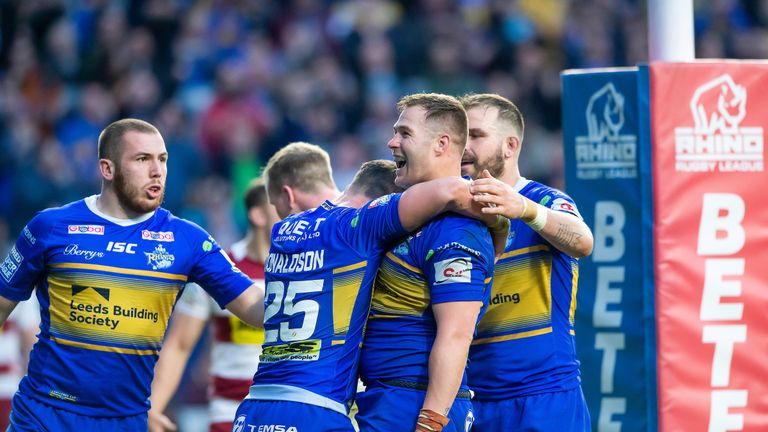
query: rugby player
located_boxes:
[0,119,265,431]
[461,93,593,431]
[232,155,506,432]
[356,93,496,432]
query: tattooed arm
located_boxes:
[533,210,593,258]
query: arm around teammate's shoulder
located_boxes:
[397,177,470,232]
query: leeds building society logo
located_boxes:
[144,244,175,270]
[575,83,637,180]
[675,74,764,172]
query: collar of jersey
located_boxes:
[512,176,531,193]
[85,195,156,226]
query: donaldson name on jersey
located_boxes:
[0,196,253,416]
[468,178,584,399]
[246,195,407,415]
[360,213,495,390]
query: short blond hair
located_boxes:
[397,93,468,151]
[460,93,525,142]
[263,142,337,197]
[98,118,161,163]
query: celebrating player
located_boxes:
[233,152,505,432]
[356,93,496,432]
[461,93,593,431]
[0,119,264,431]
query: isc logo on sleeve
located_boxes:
[434,257,472,284]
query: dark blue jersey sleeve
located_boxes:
[422,218,494,305]
[0,212,51,301]
[336,193,408,254]
[185,223,254,308]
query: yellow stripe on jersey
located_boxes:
[477,254,553,335]
[332,264,365,336]
[569,262,579,327]
[471,327,553,345]
[384,252,421,274]
[50,263,188,281]
[332,340,346,346]
[333,260,367,274]
[371,257,428,316]
[50,336,159,356]
[497,245,550,261]
[230,315,264,345]
[50,273,180,295]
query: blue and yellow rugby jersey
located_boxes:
[359,214,495,389]
[468,178,584,400]
[246,194,407,415]
[0,196,252,416]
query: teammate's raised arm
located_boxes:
[398,176,509,257]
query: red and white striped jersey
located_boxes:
[174,240,264,423]
[0,295,39,398]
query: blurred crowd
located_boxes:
[2,0,768,248]
[2,0,767,428]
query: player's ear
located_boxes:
[435,133,451,155]
[282,185,297,208]
[505,135,520,158]
[99,159,115,180]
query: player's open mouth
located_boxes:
[147,185,163,198]
[393,156,407,169]
[461,158,474,168]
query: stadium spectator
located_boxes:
[149,179,279,432]
[356,93,495,432]
[0,118,265,431]
[460,93,593,431]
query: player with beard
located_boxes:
[0,119,264,431]
[460,94,593,431]
[356,93,497,432]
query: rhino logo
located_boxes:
[573,81,637,180]
[586,83,625,142]
[674,73,763,173]
[690,74,746,134]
